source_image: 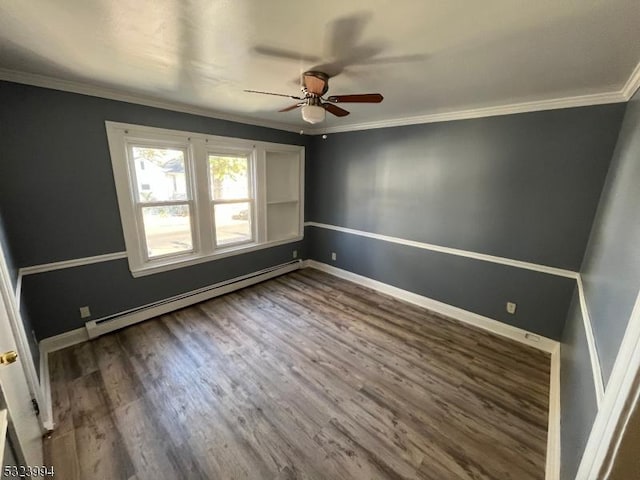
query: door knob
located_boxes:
[0,351,18,365]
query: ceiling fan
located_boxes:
[245,71,383,124]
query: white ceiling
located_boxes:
[1,0,639,131]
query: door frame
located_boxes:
[0,241,48,431]
[577,290,640,478]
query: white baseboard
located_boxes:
[38,327,89,431]
[303,260,559,353]
[546,344,562,480]
[39,327,89,355]
[38,351,53,431]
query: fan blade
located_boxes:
[244,89,303,100]
[324,103,350,117]
[327,93,383,103]
[253,46,321,64]
[355,53,427,65]
[279,103,303,112]
[327,13,370,58]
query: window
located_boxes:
[106,122,304,277]
[209,154,254,247]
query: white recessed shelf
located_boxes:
[265,150,302,242]
[267,202,300,242]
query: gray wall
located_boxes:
[560,90,640,480]
[307,226,576,339]
[306,105,625,339]
[307,105,624,270]
[560,292,599,480]
[0,208,40,368]
[0,209,17,287]
[21,244,301,339]
[581,90,640,384]
[0,80,309,339]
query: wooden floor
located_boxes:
[45,269,550,480]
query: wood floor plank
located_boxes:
[45,269,550,480]
[48,350,75,438]
[235,282,548,458]
[92,335,145,409]
[43,430,80,480]
[111,399,197,480]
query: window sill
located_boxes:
[129,235,303,278]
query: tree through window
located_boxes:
[209,154,253,247]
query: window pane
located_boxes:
[132,147,188,202]
[142,205,193,258]
[214,202,252,246]
[209,155,249,200]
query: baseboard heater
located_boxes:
[85,260,302,339]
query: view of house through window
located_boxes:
[131,146,193,258]
[209,154,253,247]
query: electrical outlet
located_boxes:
[79,306,91,318]
[292,249,298,259]
[331,252,337,261]
[506,302,517,314]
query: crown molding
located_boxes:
[622,60,640,100]
[308,59,640,135]
[306,90,626,135]
[1,59,639,136]
[0,68,302,134]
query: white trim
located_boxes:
[37,327,89,432]
[0,409,8,463]
[306,91,625,135]
[622,60,640,100]
[546,344,561,480]
[576,290,640,479]
[85,260,301,338]
[576,275,605,407]
[129,237,302,278]
[0,236,47,432]
[2,60,639,136]
[38,351,52,432]
[38,327,90,355]
[303,259,559,353]
[0,408,9,467]
[106,121,305,277]
[19,252,127,276]
[14,273,22,310]
[0,68,302,134]
[304,222,578,279]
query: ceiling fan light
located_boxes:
[301,105,325,124]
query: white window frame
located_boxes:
[127,141,197,262]
[106,121,304,277]
[207,147,256,249]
